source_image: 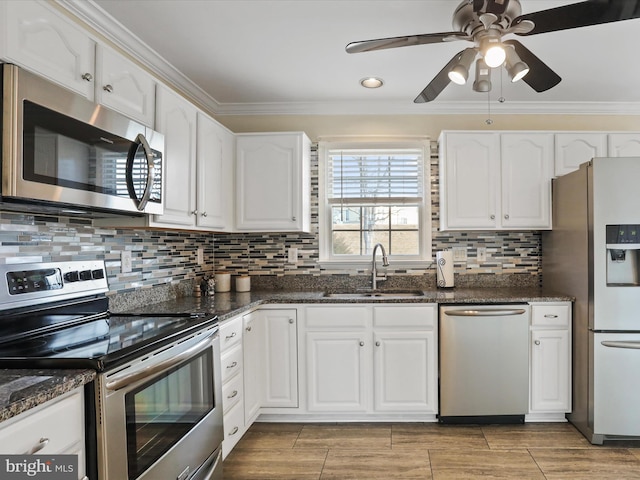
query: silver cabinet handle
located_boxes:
[289,318,294,324]
[226,361,238,369]
[25,437,49,455]
[246,326,252,332]
[292,216,296,221]
[375,341,381,347]
[81,72,93,82]
[544,314,558,318]
[504,214,510,219]
[229,426,239,436]
[534,340,541,345]
[226,332,237,340]
[201,212,207,217]
[227,390,238,399]
[103,84,113,93]
[191,210,198,216]
[359,341,365,346]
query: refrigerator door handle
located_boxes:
[601,340,640,350]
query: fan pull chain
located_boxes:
[486,90,493,125]
[498,68,505,104]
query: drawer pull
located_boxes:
[246,326,252,332]
[534,340,541,346]
[227,361,238,369]
[227,390,238,399]
[226,332,237,340]
[26,437,49,455]
[544,314,558,318]
[229,426,239,436]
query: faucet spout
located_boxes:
[371,243,389,290]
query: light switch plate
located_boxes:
[197,247,204,265]
[452,247,467,262]
[121,250,132,273]
[288,247,298,264]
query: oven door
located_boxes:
[97,327,223,480]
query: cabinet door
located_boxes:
[501,133,553,229]
[554,133,607,177]
[306,331,369,411]
[608,133,640,157]
[261,309,298,408]
[196,113,234,230]
[243,312,263,425]
[1,1,95,99]
[95,44,156,127]
[373,330,437,412]
[153,85,197,227]
[530,329,571,413]
[236,133,310,232]
[440,133,500,230]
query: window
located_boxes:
[319,138,431,266]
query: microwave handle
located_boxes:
[127,133,155,211]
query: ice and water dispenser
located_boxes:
[606,225,640,286]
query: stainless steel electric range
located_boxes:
[0,260,223,480]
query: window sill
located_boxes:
[317,260,434,270]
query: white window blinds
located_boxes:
[327,149,423,204]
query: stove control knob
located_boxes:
[79,270,92,281]
[64,271,80,282]
[92,269,105,280]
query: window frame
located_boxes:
[318,136,432,268]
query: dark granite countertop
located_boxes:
[116,287,574,323]
[0,369,95,422]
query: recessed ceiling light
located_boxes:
[360,77,384,88]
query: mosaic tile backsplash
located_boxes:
[0,141,540,297]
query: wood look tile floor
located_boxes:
[222,422,640,479]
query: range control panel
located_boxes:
[0,261,109,310]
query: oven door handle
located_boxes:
[105,332,216,391]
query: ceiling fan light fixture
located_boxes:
[480,37,506,68]
[473,58,492,92]
[360,77,384,88]
[505,45,530,82]
[447,48,477,85]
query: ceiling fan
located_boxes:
[346,0,640,102]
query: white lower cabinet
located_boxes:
[219,314,244,458]
[303,304,438,417]
[0,387,87,479]
[528,302,572,420]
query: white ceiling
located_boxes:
[80,0,640,115]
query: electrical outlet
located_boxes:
[288,247,298,264]
[197,247,204,265]
[477,247,487,263]
[121,250,132,273]
[452,247,467,262]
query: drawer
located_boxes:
[220,317,243,352]
[222,401,245,457]
[531,304,571,327]
[222,372,243,413]
[373,304,436,328]
[306,305,369,329]
[0,388,83,455]
[221,343,243,383]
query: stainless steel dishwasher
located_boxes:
[439,304,530,423]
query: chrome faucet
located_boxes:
[371,243,389,290]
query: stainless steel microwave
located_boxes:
[1,64,164,216]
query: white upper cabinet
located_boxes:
[196,112,235,231]
[608,133,640,157]
[0,0,96,99]
[236,132,311,232]
[439,131,553,231]
[554,133,607,177]
[95,44,156,126]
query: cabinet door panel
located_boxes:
[441,133,499,229]
[373,331,436,412]
[555,133,606,177]
[608,133,640,157]
[501,133,553,229]
[530,329,570,412]
[262,310,298,408]
[306,332,369,411]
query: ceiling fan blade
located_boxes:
[513,0,640,36]
[503,40,561,92]
[346,31,469,54]
[414,49,471,103]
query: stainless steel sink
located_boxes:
[323,290,424,299]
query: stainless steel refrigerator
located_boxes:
[543,156,640,444]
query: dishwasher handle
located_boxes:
[444,308,527,317]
